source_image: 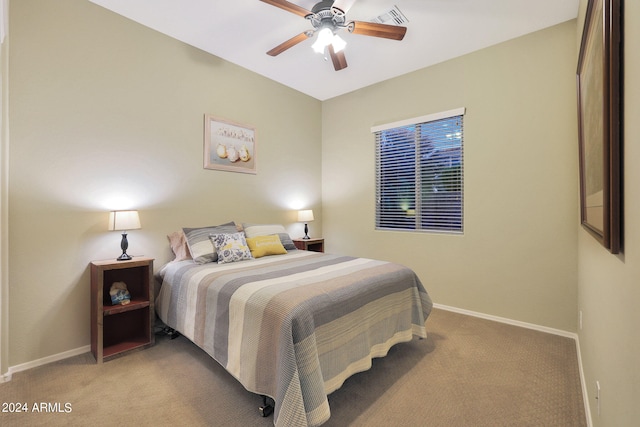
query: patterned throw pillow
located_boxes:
[245,234,287,258]
[209,233,253,264]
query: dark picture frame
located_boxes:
[576,0,622,253]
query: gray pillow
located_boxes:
[183,221,237,264]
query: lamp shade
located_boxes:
[297,209,314,222]
[108,210,141,231]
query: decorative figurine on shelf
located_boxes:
[110,281,131,305]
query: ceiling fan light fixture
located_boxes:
[262,0,406,71]
[312,27,334,53]
[331,34,346,53]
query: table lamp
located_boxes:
[297,209,314,240]
[108,210,141,261]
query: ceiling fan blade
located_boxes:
[259,0,311,18]
[267,32,311,56]
[328,45,348,71]
[349,21,407,41]
[332,0,358,13]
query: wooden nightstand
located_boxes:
[293,238,324,253]
[90,257,154,363]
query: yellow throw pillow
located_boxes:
[245,234,287,258]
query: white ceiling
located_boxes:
[88,0,579,101]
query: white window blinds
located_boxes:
[373,108,465,233]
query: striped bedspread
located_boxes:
[156,250,432,427]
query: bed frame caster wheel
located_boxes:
[259,404,273,417]
[259,395,274,417]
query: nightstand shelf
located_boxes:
[90,257,154,363]
[102,336,151,360]
[103,299,150,316]
[293,238,324,253]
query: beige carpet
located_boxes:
[0,308,586,426]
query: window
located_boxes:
[373,108,465,233]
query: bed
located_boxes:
[155,223,433,427]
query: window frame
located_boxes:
[372,108,465,234]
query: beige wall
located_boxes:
[8,0,321,366]
[576,0,640,425]
[322,21,579,332]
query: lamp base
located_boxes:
[117,232,132,261]
[303,223,310,240]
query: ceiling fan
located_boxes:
[260,0,407,71]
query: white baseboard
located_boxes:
[433,303,591,427]
[433,303,577,338]
[574,334,593,427]
[4,345,90,381]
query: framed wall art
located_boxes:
[204,114,256,174]
[576,0,622,254]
